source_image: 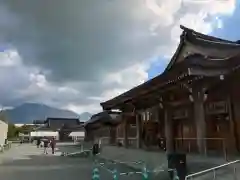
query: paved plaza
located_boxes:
[1,143,239,180]
[0,143,148,180]
[99,146,240,180]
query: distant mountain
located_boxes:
[79,112,92,121]
[4,103,92,124]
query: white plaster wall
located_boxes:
[30,131,59,140]
[0,120,8,145]
[69,131,85,137]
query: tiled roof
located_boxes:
[100,25,240,110]
[84,111,120,127]
[101,55,240,110]
[165,25,240,71]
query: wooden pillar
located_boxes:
[164,107,174,153]
[192,87,206,154]
[229,97,240,152]
[136,113,142,149]
[109,126,116,145]
[123,115,129,148]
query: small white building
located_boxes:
[0,120,8,146]
[69,131,85,142]
[30,131,59,140]
[15,123,34,127]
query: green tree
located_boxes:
[0,110,8,123]
[7,123,19,138]
[18,124,34,134]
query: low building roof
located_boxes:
[32,120,45,124]
[69,131,85,137]
[60,124,85,132]
[84,111,121,128]
[35,125,55,131]
[45,117,80,124]
[42,117,81,130]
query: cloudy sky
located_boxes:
[0,0,238,114]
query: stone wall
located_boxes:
[0,120,8,145]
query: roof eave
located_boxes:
[164,34,186,71]
[180,25,240,45]
[100,71,169,110]
[100,25,240,110]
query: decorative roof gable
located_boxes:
[165,25,240,71]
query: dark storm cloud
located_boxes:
[1,0,166,83]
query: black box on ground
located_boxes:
[167,153,187,180]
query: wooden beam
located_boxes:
[113,77,196,110]
[105,75,218,111]
[102,60,240,111]
[134,98,191,110]
[130,76,193,105]
[189,67,229,77]
[169,99,190,106]
[133,77,221,110]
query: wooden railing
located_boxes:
[185,159,239,180]
[116,137,137,147]
[99,137,228,159]
[174,138,227,160]
[98,137,137,147]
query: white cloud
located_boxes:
[0,50,86,111]
[0,0,236,114]
[0,49,21,66]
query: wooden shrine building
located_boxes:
[100,25,240,155]
[84,111,137,145]
[84,111,121,142]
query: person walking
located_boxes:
[36,138,41,148]
[50,137,56,154]
[43,138,49,154]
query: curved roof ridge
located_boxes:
[180,25,240,45]
[165,25,240,71]
[191,35,240,47]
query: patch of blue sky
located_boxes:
[147,4,240,79]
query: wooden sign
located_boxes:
[206,101,227,114]
[173,109,189,119]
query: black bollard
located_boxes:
[167,153,187,180]
[92,143,99,156]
